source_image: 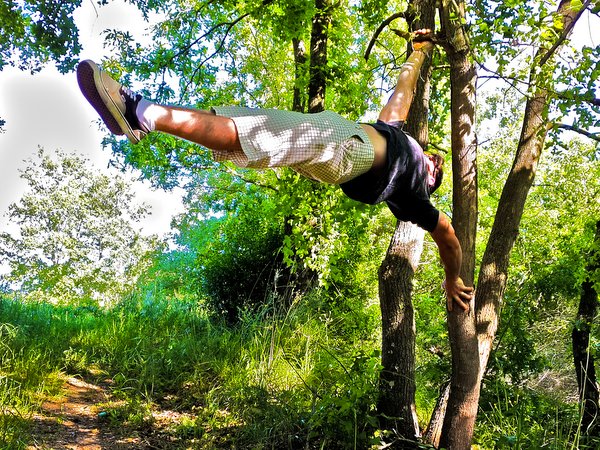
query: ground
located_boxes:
[27,375,194,449]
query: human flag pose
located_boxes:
[77,29,474,311]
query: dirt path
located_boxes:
[26,376,154,449]
[26,373,207,449]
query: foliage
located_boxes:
[475,383,588,449]
[172,178,286,324]
[2,0,600,446]
[0,284,383,448]
[97,0,411,196]
[0,0,83,73]
[471,0,600,142]
[475,77,600,388]
[0,149,157,305]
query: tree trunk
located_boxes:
[439,1,589,448]
[404,0,436,143]
[437,0,480,447]
[423,381,450,445]
[378,221,424,443]
[572,220,600,437]
[292,37,307,113]
[376,0,436,443]
[308,0,332,113]
[441,0,589,449]
[438,51,480,450]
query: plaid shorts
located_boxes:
[211,106,374,184]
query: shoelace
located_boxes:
[119,86,140,104]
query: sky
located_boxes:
[0,0,184,247]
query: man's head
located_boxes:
[425,152,444,194]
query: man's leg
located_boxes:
[378,33,434,124]
[77,59,242,152]
[149,105,242,151]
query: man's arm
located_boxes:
[429,212,474,311]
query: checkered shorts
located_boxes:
[211,106,374,184]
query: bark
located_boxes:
[437,0,479,447]
[376,0,436,444]
[572,220,600,437]
[438,1,589,448]
[308,0,332,113]
[292,38,307,113]
[422,382,450,445]
[404,0,436,143]
[442,0,578,449]
[378,221,424,443]
[438,50,480,450]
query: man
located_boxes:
[77,30,474,311]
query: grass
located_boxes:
[473,382,598,449]
[0,315,66,449]
[0,291,595,449]
[0,291,382,448]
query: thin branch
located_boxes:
[219,166,280,192]
[555,123,600,142]
[476,62,531,98]
[538,0,593,67]
[478,64,600,110]
[181,15,249,96]
[169,0,272,63]
[364,12,406,61]
[554,123,600,142]
[427,141,449,154]
[555,90,600,107]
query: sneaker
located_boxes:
[77,60,148,144]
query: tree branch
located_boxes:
[427,141,449,154]
[538,0,593,67]
[169,0,274,64]
[554,123,600,142]
[478,65,600,109]
[364,12,406,61]
[555,90,600,107]
[219,166,279,192]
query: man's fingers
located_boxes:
[448,293,470,312]
[456,296,470,311]
[459,290,474,300]
[443,279,475,312]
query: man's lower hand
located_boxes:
[442,277,474,312]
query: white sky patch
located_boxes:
[0,0,184,272]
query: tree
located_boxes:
[375,0,438,442]
[434,0,598,447]
[0,149,157,305]
[572,220,600,439]
[0,0,82,73]
[11,0,595,445]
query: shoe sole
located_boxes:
[77,60,141,144]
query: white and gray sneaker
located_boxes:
[77,60,148,144]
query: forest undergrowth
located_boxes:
[0,289,592,449]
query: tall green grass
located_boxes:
[474,382,598,449]
[0,290,382,448]
[0,301,69,449]
[1,292,594,449]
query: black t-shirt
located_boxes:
[340,121,440,232]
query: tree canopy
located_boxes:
[0,149,157,305]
